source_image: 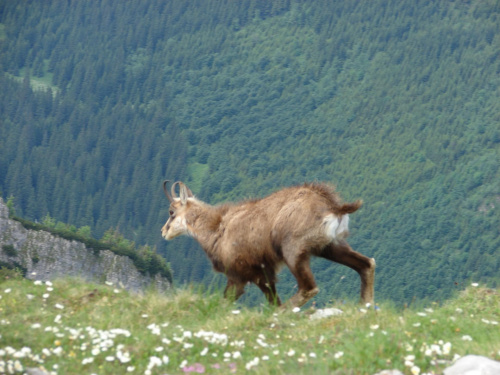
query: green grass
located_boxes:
[0,270,498,374]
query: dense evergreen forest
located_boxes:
[0,0,499,305]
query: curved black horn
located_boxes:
[163,180,173,202]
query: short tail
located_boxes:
[338,200,363,214]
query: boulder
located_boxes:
[443,355,500,375]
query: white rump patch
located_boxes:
[323,214,349,240]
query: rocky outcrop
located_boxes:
[0,198,171,293]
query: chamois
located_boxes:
[161,181,375,308]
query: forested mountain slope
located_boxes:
[1,0,498,305]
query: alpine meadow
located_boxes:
[0,0,499,307]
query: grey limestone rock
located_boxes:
[443,355,500,375]
[0,198,170,293]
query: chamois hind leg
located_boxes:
[255,278,281,306]
[223,278,245,302]
[319,240,375,304]
[282,251,319,309]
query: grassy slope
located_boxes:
[0,272,498,375]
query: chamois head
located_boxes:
[161,180,194,240]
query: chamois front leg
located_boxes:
[223,278,245,302]
[319,240,375,304]
[255,278,281,306]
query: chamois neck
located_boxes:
[187,202,224,246]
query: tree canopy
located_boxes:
[1,0,498,305]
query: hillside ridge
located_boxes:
[0,198,171,293]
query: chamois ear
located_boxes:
[179,182,192,204]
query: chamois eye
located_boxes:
[169,210,174,216]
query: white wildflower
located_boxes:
[471,282,479,287]
[461,335,473,341]
[334,351,344,359]
[82,357,94,365]
[405,355,416,362]
[148,356,162,370]
[52,346,63,356]
[147,323,160,335]
[231,310,240,314]
[430,344,442,355]
[292,307,301,313]
[194,330,228,346]
[13,360,23,372]
[411,365,420,375]
[443,342,451,355]
[287,349,295,357]
[245,357,259,370]
[117,350,131,363]
[256,338,268,347]
[262,355,269,361]
[370,324,379,330]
